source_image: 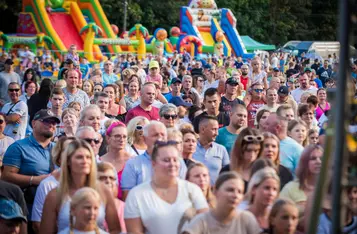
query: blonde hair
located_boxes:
[269,198,299,232]
[57,139,100,207]
[262,132,281,166]
[167,128,183,141]
[126,116,150,145]
[288,119,308,146]
[70,187,101,234]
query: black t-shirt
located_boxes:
[220,165,249,193]
[278,165,293,190]
[192,111,230,133]
[190,68,203,76]
[0,180,28,216]
[219,96,245,115]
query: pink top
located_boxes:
[117,168,124,199]
[115,199,126,233]
[145,74,163,88]
[316,102,330,120]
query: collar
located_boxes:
[197,140,213,149]
[143,151,151,160]
[28,134,43,148]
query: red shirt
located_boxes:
[125,105,160,124]
[247,99,265,128]
[240,75,249,90]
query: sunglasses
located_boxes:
[8,89,20,92]
[163,114,178,120]
[197,79,204,82]
[83,138,101,145]
[253,89,264,93]
[0,119,4,124]
[243,135,264,142]
[39,119,57,125]
[136,125,143,131]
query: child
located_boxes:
[266,199,299,234]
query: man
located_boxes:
[234,56,243,69]
[239,64,251,91]
[125,83,160,124]
[0,199,27,234]
[2,83,28,140]
[257,88,280,114]
[62,69,90,109]
[49,87,65,136]
[102,60,118,86]
[164,77,182,102]
[76,126,102,160]
[193,115,230,184]
[121,121,187,200]
[271,53,279,69]
[245,82,266,128]
[203,88,229,127]
[305,67,323,88]
[159,103,178,129]
[93,92,110,134]
[2,110,59,206]
[276,104,295,121]
[0,59,21,106]
[57,59,74,80]
[291,73,317,103]
[219,77,245,118]
[285,61,298,78]
[317,60,332,87]
[311,58,320,73]
[215,104,247,154]
[269,76,281,90]
[79,57,91,79]
[277,86,298,113]
[263,113,304,175]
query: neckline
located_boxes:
[150,178,180,206]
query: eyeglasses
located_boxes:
[8,89,20,92]
[39,119,57,126]
[253,89,264,93]
[98,175,116,181]
[83,138,101,145]
[163,114,178,120]
[136,125,143,131]
[243,135,264,142]
[112,134,127,140]
[0,119,4,124]
[197,79,204,82]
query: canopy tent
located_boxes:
[241,36,276,51]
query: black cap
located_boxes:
[171,78,182,84]
[226,77,239,85]
[33,109,60,123]
[65,59,74,64]
[278,86,289,95]
[5,59,14,65]
[273,67,280,72]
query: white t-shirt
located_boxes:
[0,136,15,156]
[2,100,28,140]
[291,86,318,103]
[57,227,108,234]
[31,175,59,222]
[124,178,208,234]
[100,116,110,135]
[125,144,145,157]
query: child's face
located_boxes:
[271,204,299,234]
[72,198,100,227]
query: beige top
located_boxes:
[182,210,262,234]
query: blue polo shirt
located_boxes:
[193,141,230,184]
[280,137,304,177]
[215,127,238,155]
[102,72,119,86]
[3,134,54,176]
[120,151,187,191]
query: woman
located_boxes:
[221,127,264,191]
[0,113,15,159]
[56,108,79,139]
[19,81,37,104]
[246,167,280,231]
[182,172,261,234]
[265,199,299,234]
[100,122,131,200]
[104,84,126,122]
[97,162,126,233]
[186,163,215,208]
[256,109,271,130]
[58,187,109,234]
[82,79,95,100]
[288,120,308,146]
[28,78,54,123]
[251,58,268,89]
[40,139,121,233]
[261,132,293,189]
[316,88,330,121]
[192,75,205,100]
[181,129,198,167]
[298,104,318,131]
[94,83,104,93]
[161,75,171,97]
[22,68,38,92]
[167,128,183,154]
[124,79,140,111]
[124,141,208,234]
[68,101,81,114]
[280,144,323,232]
[126,116,149,157]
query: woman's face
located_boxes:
[93,85,103,93]
[262,138,279,163]
[83,82,92,94]
[153,146,180,178]
[308,149,323,175]
[63,113,78,128]
[133,121,145,141]
[161,110,177,128]
[26,72,33,81]
[289,124,307,144]
[104,87,115,102]
[301,109,314,126]
[215,178,244,209]
[0,115,6,134]
[252,60,260,71]
[82,109,101,132]
[26,83,37,96]
[196,76,204,88]
[108,126,127,150]
[72,198,100,228]
[348,187,357,215]
[242,143,261,165]
[161,80,168,90]
[253,178,279,207]
[271,204,299,234]
[128,82,139,95]
[182,133,197,155]
[69,147,92,175]
[187,166,210,192]
[98,169,117,194]
[318,90,327,102]
[309,132,319,145]
[259,112,270,129]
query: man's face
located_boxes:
[96,96,109,114]
[241,66,249,76]
[230,108,247,129]
[141,85,156,105]
[183,77,193,90]
[324,61,329,68]
[171,82,182,93]
[8,84,21,102]
[0,218,21,234]
[251,85,264,99]
[267,89,278,104]
[225,83,238,96]
[4,63,13,72]
[200,120,219,141]
[262,114,278,135]
[50,94,65,110]
[144,125,167,153]
[305,70,312,78]
[66,71,79,88]
[280,108,295,121]
[203,94,220,115]
[33,118,57,138]
[278,93,288,103]
[104,62,113,73]
[299,74,309,89]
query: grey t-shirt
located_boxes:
[2,100,28,140]
[182,210,261,234]
[0,71,21,104]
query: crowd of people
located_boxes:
[0,44,357,234]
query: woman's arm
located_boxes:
[125,218,145,234]
[103,186,121,234]
[39,189,58,234]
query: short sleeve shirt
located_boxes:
[2,100,28,140]
[62,88,90,109]
[102,72,119,86]
[215,127,238,154]
[279,137,304,176]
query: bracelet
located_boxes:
[29,176,34,186]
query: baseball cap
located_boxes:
[5,59,14,65]
[171,78,182,84]
[225,77,239,85]
[170,96,192,107]
[33,109,60,124]
[0,199,27,222]
[273,67,280,72]
[149,60,159,69]
[278,86,289,95]
[304,67,312,72]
